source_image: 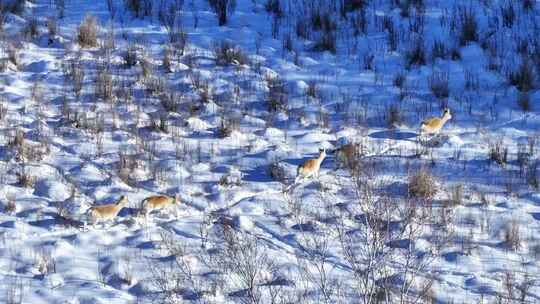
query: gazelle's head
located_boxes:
[319,148,326,159]
[174,193,181,204]
[117,195,128,206]
[443,108,452,120]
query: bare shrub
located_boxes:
[431,39,448,60]
[3,0,26,16]
[405,37,426,68]
[428,71,450,99]
[214,40,248,66]
[526,161,538,189]
[500,2,515,28]
[162,47,173,73]
[489,140,508,166]
[5,278,24,304]
[95,64,114,101]
[266,76,287,112]
[3,194,17,215]
[507,59,535,92]
[517,92,530,111]
[265,0,282,16]
[124,0,152,18]
[65,58,85,98]
[217,115,239,138]
[77,15,98,47]
[208,0,236,26]
[144,76,166,96]
[55,0,65,18]
[447,184,463,206]
[47,16,57,43]
[23,16,39,40]
[123,44,138,67]
[34,248,56,275]
[504,219,521,251]
[7,44,20,68]
[393,71,406,88]
[386,104,402,127]
[150,113,169,133]
[408,169,438,200]
[523,0,535,10]
[17,168,36,188]
[313,29,336,54]
[268,161,286,183]
[456,6,478,46]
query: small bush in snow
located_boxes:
[266,76,287,112]
[268,161,286,183]
[3,0,26,16]
[447,184,463,206]
[429,71,450,99]
[124,0,152,18]
[527,162,539,189]
[35,248,56,275]
[386,104,402,127]
[523,0,535,10]
[208,0,236,26]
[504,219,521,251]
[517,92,531,112]
[123,45,138,67]
[3,195,17,215]
[405,37,426,68]
[94,64,114,101]
[214,40,248,66]
[431,39,448,61]
[313,29,337,54]
[489,140,508,166]
[217,116,239,138]
[408,169,438,200]
[393,71,406,88]
[16,168,36,189]
[162,47,173,73]
[150,113,169,133]
[23,16,39,40]
[77,15,98,48]
[500,2,516,28]
[456,6,478,46]
[507,59,535,92]
[47,16,57,41]
[265,0,282,17]
[7,44,20,68]
[218,167,242,187]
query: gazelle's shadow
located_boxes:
[368,130,417,141]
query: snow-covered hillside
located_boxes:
[0,0,540,303]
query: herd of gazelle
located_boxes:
[87,194,180,227]
[87,109,452,227]
[297,108,452,179]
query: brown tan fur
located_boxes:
[89,196,128,226]
[335,143,360,169]
[141,194,180,217]
[420,108,452,135]
[296,149,326,182]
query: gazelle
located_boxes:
[420,108,452,136]
[87,195,129,228]
[295,148,326,183]
[335,142,361,169]
[140,194,181,218]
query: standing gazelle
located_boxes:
[295,148,327,183]
[87,195,129,228]
[420,108,452,136]
[140,194,181,218]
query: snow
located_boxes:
[0,0,540,303]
